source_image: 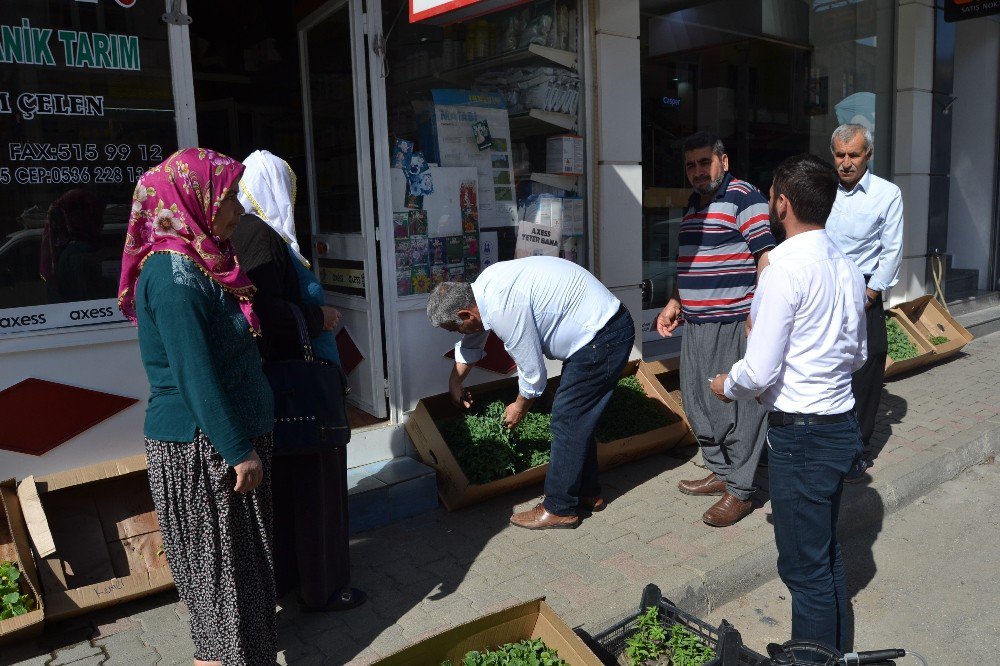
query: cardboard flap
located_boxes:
[16,476,56,558]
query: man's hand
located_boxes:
[321,305,341,330]
[503,394,535,429]
[864,287,879,310]
[710,373,732,403]
[449,375,473,409]
[744,314,752,338]
[656,298,683,337]
[233,449,263,494]
[503,401,528,429]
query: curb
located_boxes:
[650,417,1000,620]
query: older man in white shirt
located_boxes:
[710,154,867,652]
[827,123,904,481]
[427,256,635,530]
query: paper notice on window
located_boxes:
[515,221,561,259]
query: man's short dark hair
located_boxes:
[682,131,725,158]
[771,154,839,227]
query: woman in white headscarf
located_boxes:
[237,150,341,364]
[230,149,365,612]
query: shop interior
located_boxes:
[191,0,588,424]
[639,0,893,316]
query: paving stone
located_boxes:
[48,643,103,666]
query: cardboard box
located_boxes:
[546,134,584,175]
[892,295,974,361]
[406,361,687,511]
[0,480,44,644]
[375,598,602,665]
[17,455,173,622]
[884,311,936,379]
[597,361,691,470]
[634,357,697,446]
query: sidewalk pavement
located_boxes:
[4,333,999,666]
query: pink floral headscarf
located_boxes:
[117,147,260,335]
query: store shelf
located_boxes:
[391,44,577,91]
[508,109,577,137]
[529,173,579,192]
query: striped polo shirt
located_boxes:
[677,173,775,323]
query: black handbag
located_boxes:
[263,303,351,456]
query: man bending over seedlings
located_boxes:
[427,256,635,529]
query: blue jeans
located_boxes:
[543,307,634,516]
[767,414,863,652]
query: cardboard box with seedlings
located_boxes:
[375,598,602,665]
[406,361,689,511]
[884,311,936,379]
[17,455,173,622]
[0,480,44,644]
[892,295,974,361]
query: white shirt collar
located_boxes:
[841,168,871,195]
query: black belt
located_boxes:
[768,411,851,427]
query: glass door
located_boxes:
[299,0,388,420]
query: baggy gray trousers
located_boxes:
[680,320,768,500]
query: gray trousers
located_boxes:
[680,320,768,500]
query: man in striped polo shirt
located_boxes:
[657,131,774,527]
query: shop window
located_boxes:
[189,2,316,237]
[381,0,586,298]
[639,0,894,322]
[0,1,176,333]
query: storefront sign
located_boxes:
[410,0,531,24]
[318,259,366,298]
[0,1,176,333]
[0,19,140,69]
[944,0,1000,22]
[0,299,126,333]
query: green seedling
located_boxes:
[596,375,677,442]
[666,622,716,666]
[929,335,949,345]
[625,605,668,664]
[0,561,35,620]
[442,637,568,666]
[441,377,678,484]
[886,318,919,362]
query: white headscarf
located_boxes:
[238,150,309,267]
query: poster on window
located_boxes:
[390,166,480,297]
[419,89,517,228]
[0,1,177,333]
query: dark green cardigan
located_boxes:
[135,252,273,466]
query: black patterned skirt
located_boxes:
[145,431,276,666]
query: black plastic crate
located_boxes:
[589,584,769,666]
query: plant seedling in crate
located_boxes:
[886,319,919,362]
[442,637,568,665]
[0,560,35,620]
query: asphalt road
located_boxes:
[704,458,1000,665]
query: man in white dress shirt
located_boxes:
[827,124,904,481]
[710,154,867,652]
[427,256,635,530]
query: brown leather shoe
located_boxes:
[678,472,726,496]
[702,493,753,527]
[579,496,606,512]
[510,504,580,530]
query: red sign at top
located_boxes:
[410,0,531,24]
[944,0,1000,22]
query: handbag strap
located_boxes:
[286,302,315,362]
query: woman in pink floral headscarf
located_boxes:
[119,148,276,666]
